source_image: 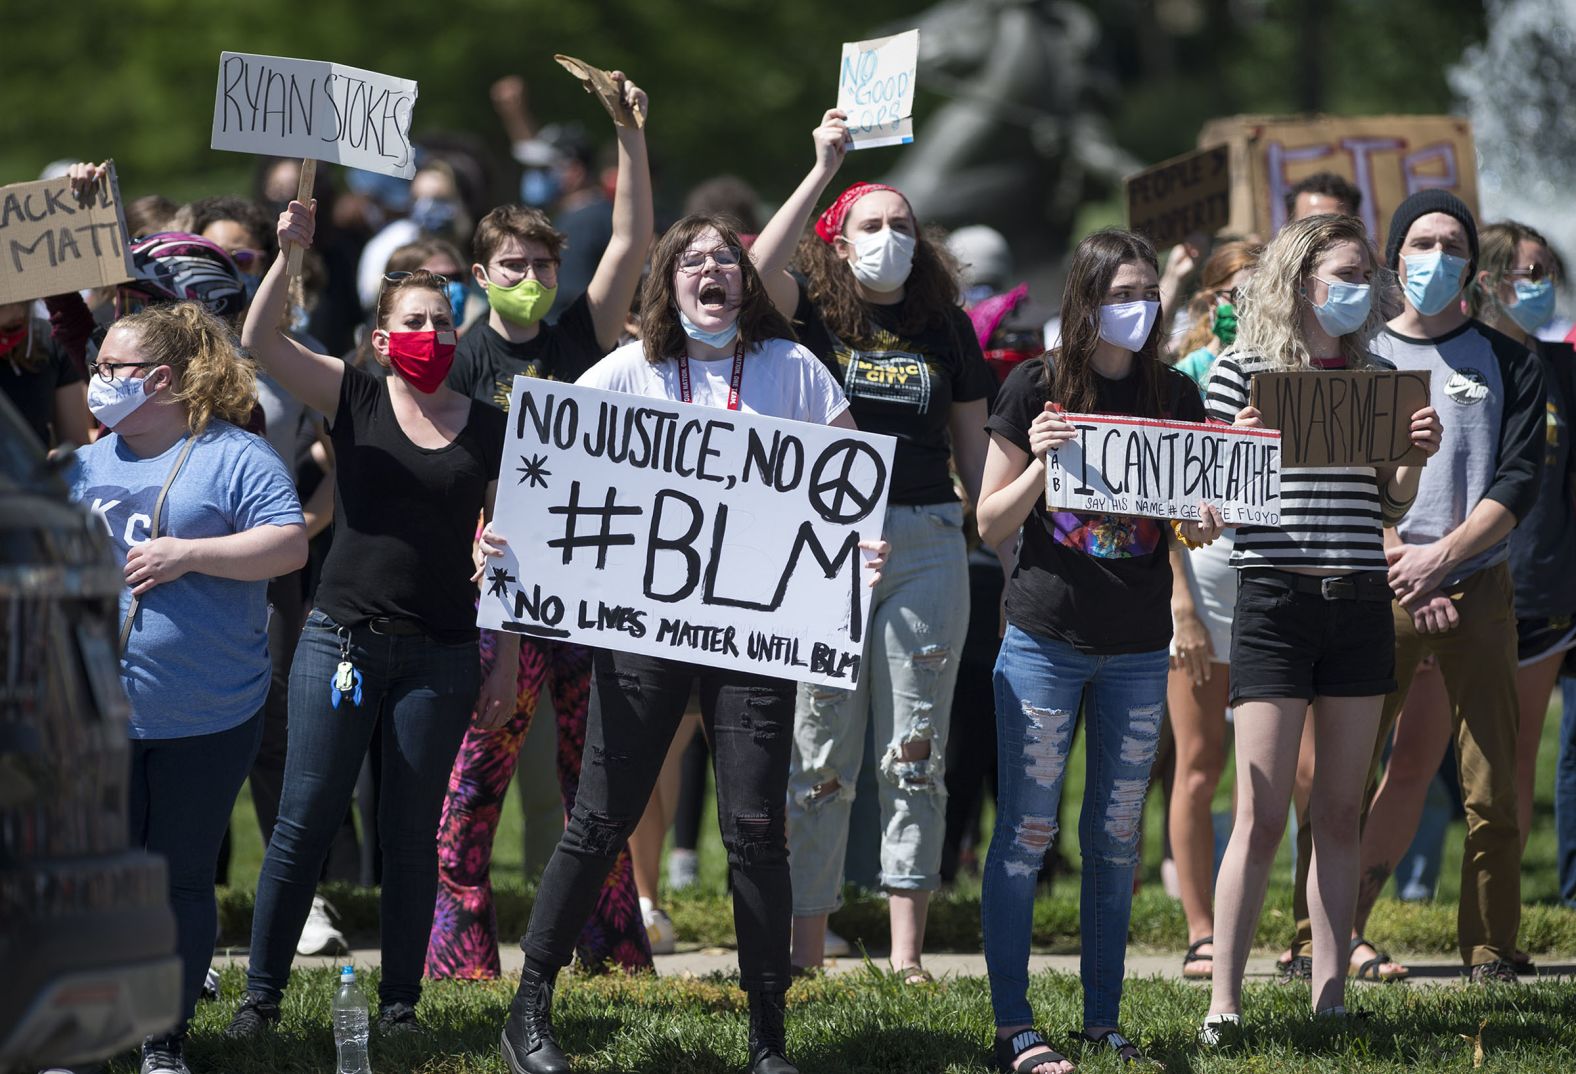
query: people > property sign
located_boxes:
[1045,414,1283,525]
[481,379,896,689]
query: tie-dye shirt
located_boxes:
[986,356,1204,654]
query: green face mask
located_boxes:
[1211,302,1238,346]
[486,276,557,327]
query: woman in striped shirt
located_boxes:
[1200,214,1441,1041]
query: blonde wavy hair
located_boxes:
[114,301,257,434]
[1230,214,1393,372]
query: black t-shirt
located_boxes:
[313,365,507,641]
[0,321,82,449]
[445,293,603,412]
[1509,340,1576,618]
[793,277,994,505]
[986,356,1205,654]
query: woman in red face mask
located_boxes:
[229,201,515,1037]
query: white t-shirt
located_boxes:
[577,337,851,426]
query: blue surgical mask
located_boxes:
[678,309,739,349]
[520,168,562,208]
[410,196,460,233]
[1506,278,1556,334]
[1309,278,1372,337]
[446,280,470,323]
[1402,250,1469,316]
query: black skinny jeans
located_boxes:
[520,649,796,993]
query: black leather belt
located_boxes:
[365,616,425,636]
[1245,568,1393,603]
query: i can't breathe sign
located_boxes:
[481,379,896,689]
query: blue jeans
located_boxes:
[247,609,479,1007]
[1560,677,1576,909]
[129,713,262,1034]
[982,626,1168,1029]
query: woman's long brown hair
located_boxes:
[1047,228,1167,417]
[641,215,794,363]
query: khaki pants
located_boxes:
[1291,562,1521,967]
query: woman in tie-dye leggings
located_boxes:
[426,634,652,977]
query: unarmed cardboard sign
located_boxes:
[554,54,644,129]
[1250,369,1431,468]
[1045,414,1282,525]
[480,379,896,689]
[210,51,420,178]
[1126,144,1232,248]
[1198,114,1477,250]
[837,29,919,150]
[0,163,133,305]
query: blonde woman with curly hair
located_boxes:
[69,301,307,1074]
[1200,214,1441,1041]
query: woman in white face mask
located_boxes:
[69,301,307,1074]
[974,228,1220,1073]
[748,113,999,983]
[1201,214,1441,1044]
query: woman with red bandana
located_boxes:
[225,200,513,1038]
[751,112,998,981]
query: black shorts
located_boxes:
[1229,570,1397,704]
[1517,615,1576,667]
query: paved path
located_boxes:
[216,946,1576,987]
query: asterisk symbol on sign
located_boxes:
[517,453,552,488]
[486,566,517,597]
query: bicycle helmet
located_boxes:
[122,232,247,319]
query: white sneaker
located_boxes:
[643,905,676,955]
[296,894,348,956]
[140,1034,192,1074]
[823,928,851,958]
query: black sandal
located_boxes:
[1278,954,1312,982]
[1182,935,1213,979]
[1347,936,1408,982]
[994,1029,1069,1073]
[1073,1028,1161,1068]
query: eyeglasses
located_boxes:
[92,360,154,381]
[678,246,741,274]
[1507,264,1558,284]
[488,258,560,281]
[1210,287,1239,306]
[383,270,451,284]
[229,248,265,270]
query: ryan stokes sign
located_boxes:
[482,380,896,689]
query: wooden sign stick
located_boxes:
[285,158,317,277]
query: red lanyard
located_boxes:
[677,345,745,411]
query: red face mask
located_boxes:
[386,330,457,393]
[0,322,26,357]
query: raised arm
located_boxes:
[241,201,344,417]
[749,110,849,316]
[584,73,654,352]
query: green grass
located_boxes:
[114,964,1576,1073]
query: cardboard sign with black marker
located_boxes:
[1250,369,1432,468]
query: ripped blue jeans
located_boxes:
[787,502,968,914]
[982,625,1168,1029]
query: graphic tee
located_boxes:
[987,356,1204,654]
[578,338,849,424]
[445,293,604,412]
[793,277,993,504]
[71,421,303,739]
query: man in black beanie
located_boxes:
[1286,189,1545,983]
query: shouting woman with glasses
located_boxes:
[425,71,657,984]
[497,213,886,1074]
[226,201,513,1042]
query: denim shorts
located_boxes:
[1229,570,1397,704]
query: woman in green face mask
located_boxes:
[1165,238,1260,983]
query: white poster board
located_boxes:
[481,379,897,689]
[1046,414,1283,526]
[211,51,419,178]
[837,29,919,150]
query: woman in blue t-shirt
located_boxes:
[71,301,306,1074]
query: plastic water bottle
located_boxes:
[332,965,372,1074]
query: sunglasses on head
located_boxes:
[383,270,450,285]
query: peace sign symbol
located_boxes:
[808,439,887,524]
